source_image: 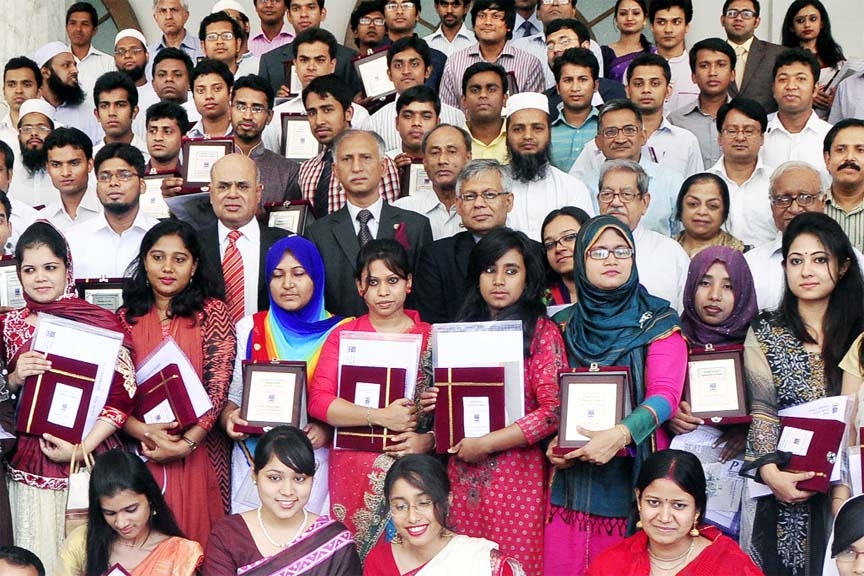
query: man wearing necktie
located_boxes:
[513,0,540,38]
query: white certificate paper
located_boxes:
[283,118,319,160]
[777,426,814,456]
[186,144,227,182]
[688,358,740,413]
[358,56,395,98]
[354,382,381,408]
[462,397,490,438]
[268,209,301,233]
[141,177,170,219]
[83,289,123,312]
[338,332,422,400]
[0,266,24,308]
[135,337,212,419]
[143,398,176,425]
[408,164,433,196]
[245,371,296,423]
[47,383,84,428]
[565,382,618,442]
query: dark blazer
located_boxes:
[729,38,786,114]
[305,202,433,318]
[259,42,361,98]
[200,220,291,311]
[414,230,475,324]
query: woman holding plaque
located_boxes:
[308,239,434,561]
[544,215,687,575]
[2,222,137,574]
[119,219,236,548]
[445,227,566,576]
[541,207,591,307]
[221,236,349,514]
[740,212,863,576]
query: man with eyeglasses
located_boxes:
[597,158,688,311]
[149,0,204,70]
[200,11,260,80]
[212,0,255,61]
[66,143,158,279]
[91,72,149,163]
[414,158,516,322]
[250,0,294,56]
[351,1,388,56]
[706,98,774,247]
[424,0,475,57]
[10,99,58,208]
[720,0,784,114]
[113,30,160,134]
[824,119,864,251]
[381,0,448,92]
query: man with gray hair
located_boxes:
[306,129,433,317]
[597,158,689,311]
[149,0,205,67]
[415,158,518,323]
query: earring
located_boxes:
[690,519,699,537]
[636,519,643,529]
[392,533,403,545]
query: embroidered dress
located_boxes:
[364,534,526,575]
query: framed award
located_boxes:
[75,277,126,312]
[180,138,234,193]
[353,49,396,100]
[238,361,306,434]
[265,200,314,235]
[280,113,321,162]
[684,344,750,424]
[281,60,304,97]
[555,365,629,455]
[0,258,24,308]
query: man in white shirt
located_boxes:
[113,29,159,124]
[424,0,476,56]
[66,3,115,99]
[648,0,698,115]
[707,97,775,247]
[43,127,101,231]
[9,99,58,208]
[598,158,689,311]
[188,59,233,139]
[1,58,42,171]
[0,141,39,252]
[91,72,149,161]
[66,143,158,279]
[503,92,594,241]
[762,48,832,172]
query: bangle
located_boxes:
[616,425,630,448]
[366,407,373,428]
[181,436,198,451]
[427,430,436,449]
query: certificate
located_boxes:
[136,337,212,422]
[353,50,396,99]
[282,60,304,96]
[281,114,321,161]
[403,163,433,197]
[75,278,126,312]
[266,201,314,235]
[354,382,381,407]
[0,258,24,308]
[181,139,234,191]
[334,365,408,451]
[338,331,422,400]
[684,346,749,424]
[47,382,84,428]
[142,398,176,425]
[555,367,628,453]
[239,361,306,433]
[433,366,505,452]
[141,174,173,219]
[462,397,490,438]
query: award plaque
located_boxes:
[684,345,750,425]
[400,163,433,197]
[266,200,314,235]
[353,49,396,100]
[433,367,506,453]
[334,365,408,452]
[141,173,177,219]
[280,114,321,161]
[506,71,520,95]
[554,364,629,455]
[237,361,307,435]
[105,564,132,576]
[281,60,304,97]
[0,258,24,308]
[75,278,126,312]
[180,138,234,193]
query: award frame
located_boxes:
[0,257,24,308]
[506,71,520,95]
[238,361,306,434]
[141,171,179,219]
[265,200,315,235]
[353,48,396,100]
[105,563,133,576]
[433,367,506,453]
[683,344,750,425]
[555,364,629,455]
[281,60,304,97]
[280,113,322,162]
[75,277,126,312]
[180,138,234,193]
[401,162,433,197]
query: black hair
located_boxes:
[831,495,864,557]
[66,2,98,26]
[635,449,707,523]
[675,172,731,222]
[0,192,11,221]
[146,100,191,135]
[458,227,546,355]
[626,52,671,84]
[597,98,643,130]
[354,238,412,282]
[294,26,339,61]
[396,84,440,116]
[3,56,43,90]
[232,73,276,111]
[253,425,316,476]
[94,142,146,176]
[152,47,194,79]
[722,0,759,15]
[614,0,651,53]
[553,47,599,84]
[0,140,13,172]
[0,546,45,576]
[781,0,844,69]
[772,46,820,84]
[823,118,864,154]
[191,58,234,91]
[289,0,326,10]
[85,451,184,576]
[384,454,453,532]
[471,0,516,41]
[198,10,243,43]
[123,219,218,324]
[780,212,864,395]
[93,70,139,109]
[544,18,590,44]
[648,0,693,23]
[716,97,767,133]
[461,61,508,97]
[387,36,432,69]
[688,37,737,74]
[302,74,353,114]
[421,123,472,153]
[43,127,93,160]
[15,221,68,273]
[351,0,386,30]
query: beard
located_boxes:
[508,143,551,183]
[119,64,146,85]
[103,201,137,216]
[46,69,86,106]
[20,145,47,174]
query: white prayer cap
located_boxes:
[34,42,71,68]
[114,29,148,48]
[18,99,56,123]
[211,0,248,17]
[505,92,549,118]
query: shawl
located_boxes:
[680,246,758,347]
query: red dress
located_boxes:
[447,317,566,576]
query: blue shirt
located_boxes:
[550,107,599,173]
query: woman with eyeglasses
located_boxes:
[541,207,591,307]
[545,215,687,575]
[601,0,655,83]
[674,173,745,258]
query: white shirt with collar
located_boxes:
[346,195,384,239]
[507,165,595,241]
[761,111,832,172]
[131,83,161,140]
[93,134,151,162]
[0,104,17,156]
[262,96,371,154]
[218,218,261,319]
[7,196,38,252]
[187,120,233,140]
[66,208,159,279]
[392,190,460,240]
[645,118,704,177]
[49,98,104,145]
[632,222,689,312]
[44,185,102,232]
[74,45,116,97]
[514,11,542,39]
[664,50,699,116]
[424,24,476,57]
[708,156,776,247]
[370,100,465,152]
[9,168,57,208]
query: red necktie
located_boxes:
[222,229,245,323]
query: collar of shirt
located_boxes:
[727,36,755,53]
[710,154,769,184]
[415,189,456,215]
[89,206,156,235]
[346,195,384,224]
[514,11,542,33]
[468,41,518,60]
[553,106,599,128]
[218,217,260,246]
[74,44,108,63]
[827,190,864,214]
[766,110,824,136]
[187,120,233,139]
[237,51,255,64]
[250,29,294,45]
[157,30,198,52]
[45,186,102,220]
[467,121,507,145]
[668,50,689,65]
[238,141,267,160]
[656,117,677,134]
[428,24,475,42]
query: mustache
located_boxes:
[839,160,861,171]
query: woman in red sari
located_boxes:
[119,219,236,548]
[308,239,435,561]
[586,450,763,576]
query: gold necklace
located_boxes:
[648,540,695,573]
[115,528,151,550]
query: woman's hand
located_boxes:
[385,431,434,458]
[303,421,331,450]
[546,435,576,470]
[374,399,417,432]
[448,436,490,463]
[716,425,747,462]
[140,426,190,464]
[9,351,52,391]
[567,427,626,466]
[761,464,817,504]
[667,401,703,435]
[419,387,439,414]
[222,406,250,442]
[39,433,78,463]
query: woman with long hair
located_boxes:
[601,0,655,83]
[119,219,236,548]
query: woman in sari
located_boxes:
[221,236,349,515]
[674,174,745,258]
[365,454,525,576]
[3,222,136,574]
[601,0,655,83]
[307,239,434,560]
[741,212,863,576]
[203,426,361,575]
[541,207,590,307]
[545,215,687,575]
[586,450,763,576]
[119,219,236,548]
[56,451,202,576]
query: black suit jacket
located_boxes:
[414,230,475,324]
[200,221,291,312]
[729,38,786,114]
[305,202,433,317]
[259,42,362,98]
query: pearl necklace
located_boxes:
[257,507,308,549]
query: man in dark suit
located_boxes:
[414,158,514,323]
[258,0,361,98]
[306,129,433,317]
[721,0,785,114]
[199,153,290,320]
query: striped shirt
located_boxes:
[826,192,864,252]
[298,149,401,215]
[439,42,546,108]
[249,29,294,57]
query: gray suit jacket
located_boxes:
[258,42,362,98]
[729,38,787,114]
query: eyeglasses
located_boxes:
[19,124,51,135]
[390,499,434,517]
[359,17,386,25]
[115,47,145,57]
[457,190,510,203]
[588,247,634,260]
[545,37,575,51]
[385,2,415,11]
[770,193,822,208]
[543,232,578,251]
[97,169,138,183]
[724,8,757,19]
[597,188,640,203]
[232,102,268,115]
[721,126,760,138]
[836,549,864,564]
[205,32,235,42]
[600,125,639,139]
